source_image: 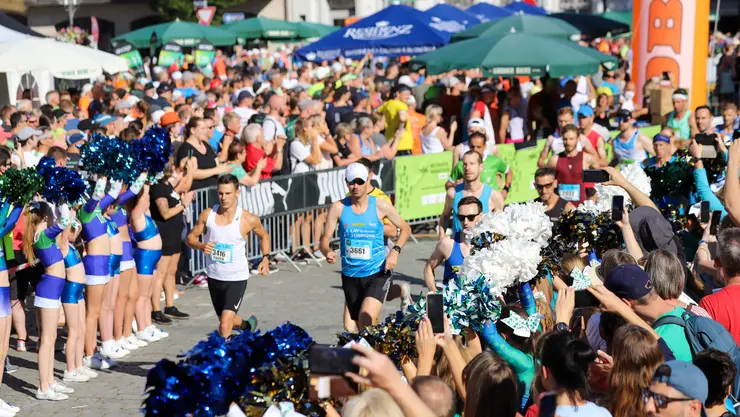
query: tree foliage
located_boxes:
[148,0,245,26]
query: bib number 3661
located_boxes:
[346,240,371,260]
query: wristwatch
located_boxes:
[502,185,511,193]
[392,245,402,254]
[555,322,570,333]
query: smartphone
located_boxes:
[696,134,718,159]
[188,149,193,159]
[398,122,406,131]
[539,392,557,417]
[514,140,537,151]
[308,344,359,375]
[427,293,445,334]
[582,169,610,183]
[710,210,721,235]
[701,201,710,223]
[611,195,624,222]
[575,290,601,309]
[450,115,457,125]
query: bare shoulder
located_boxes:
[197,207,212,222]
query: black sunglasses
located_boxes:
[534,181,555,191]
[347,179,366,186]
[641,388,693,409]
[456,213,480,222]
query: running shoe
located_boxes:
[0,404,15,417]
[399,283,412,314]
[15,340,25,352]
[151,326,169,339]
[238,315,259,332]
[49,380,74,394]
[0,399,19,413]
[5,358,17,374]
[312,250,326,260]
[126,334,147,348]
[77,367,98,379]
[152,311,173,325]
[117,337,139,351]
[99,342,130,359]
[94,352,117,368]
[63,369,90,383]
[164,306,189,319]
[35,389,67,401]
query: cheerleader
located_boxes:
[0,199,21,415]
[23,202,73,401]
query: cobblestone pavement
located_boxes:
[2,240,435,416]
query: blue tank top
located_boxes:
[357,134,374,156]
[338,196,385,278]
[614,130,647,163]
[133,216,158,242]
[443,233,465,285]
[451,183,492,234]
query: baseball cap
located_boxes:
[114,99,135,110]
[144,82,155,91]
[397,75,414,87]
[52,109,70,120]
[467,118,485,131]
[77,119,101,131]
[605,264,653,300]
[577,104,595,118]
[16,127,42,141]
[237,90,254,103]
[345,163,369,183]
[651,361,708,414]
[160,112,179,127]
[151,110,166,125]
[480,84,495,93]
[340,73,359,83]
[351,91,368,105]
[156,84,172,94]
[94,114,119,127]
[617,108,633,121]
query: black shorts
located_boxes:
[207,278,248,317]
[342,271,392,321]
[9,251,42,302]
[156,220,184,256]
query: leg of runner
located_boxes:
[343,305,357,332]
[357,298,384,331]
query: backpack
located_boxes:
[247,112,268,126]
[653,310,740,402]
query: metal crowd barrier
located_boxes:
[185,161,439,276]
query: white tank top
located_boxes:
[421,126,444,154]
[204,205,249,282]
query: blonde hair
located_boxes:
[23,203,53,265]
[342,388,404,417]
[425,104,443,120]
[560,253,586,276]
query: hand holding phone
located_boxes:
[710,210,721,235]
[309,344,359,375]
[582,169,611,183]
[611,195,624,222]
[700,201,710,223]
[426,293,445,334]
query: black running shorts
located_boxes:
[207,277,248,317]
[342,270,392,321]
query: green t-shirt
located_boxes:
[229,163,247,181]
[654,306,693,362]
[449,155,509,190]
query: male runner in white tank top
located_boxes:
[186,174,271,337]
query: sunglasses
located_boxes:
[641,389,693,409]
[347,179,366,186]
[534,181,555,190]
[456,213,480,222]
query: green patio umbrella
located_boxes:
[596,11,633,29]
[111,20,237,48]
[415,33,618,77]
[223,17,298,41]
[450,14,580,42]
[294,21,338,39]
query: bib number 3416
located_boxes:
[211,243,234,263]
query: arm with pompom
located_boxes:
[0,204,23,238]
[481,320,534,410]
[117,173,147,207]
[100,179,123,211]
[82,177,107,214]
[519,283,537,317]
[43,204,71,241]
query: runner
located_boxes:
[537,107,599,168]
[186,174,269,337]
[613,109,653,165]
[546,124,601,204]
[423,196,482,292]
[320,163,411,331]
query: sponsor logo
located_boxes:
[344,21,413,40]
[428,16,466,33]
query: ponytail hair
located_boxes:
[539,330,596,404]
[496,305,537,354]
[23,202,53,265]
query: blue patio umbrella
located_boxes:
[424,4,481,33]
[505,2,548,15]
[466,3,514,22]
[295,4,449,62]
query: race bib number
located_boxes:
[558,184,580,202]
[346,240,371,260]
[211,242,234,263]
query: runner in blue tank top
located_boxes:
[321,163,411,331]
[424,196,482,292]
[439,150,504,239]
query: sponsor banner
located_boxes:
[194,40,216,67]
[394,152,452,220]
[158,42,183,67]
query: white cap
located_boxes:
[151,110,166,124]
[467,118,485,130]
[398,75,414,87]
[171,71,183,81]
[82,83,93,94]
[315,67,331,80]
[345,163,369,183]
[331,62,343,72]
[172,90,183,100]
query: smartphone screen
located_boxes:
[695,133,716,146]
[582,170,610,183]
[575,290,600,309]
[308,344,359,375]
[450,115,457,125]
[701,201,710,223]
[611,195,624,222]
[710,210,722,235]
[427,293,445,334]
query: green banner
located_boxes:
[395,151,453,220]
[112,40,144,71]
[498,140,547,203]
[158,42,183,67]
[194,40,216,68]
